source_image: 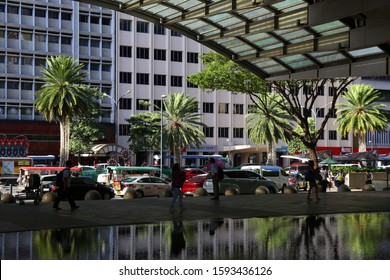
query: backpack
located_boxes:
[217,166,224,180]
[55,170,65,188]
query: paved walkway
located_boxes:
[1,191,390,233]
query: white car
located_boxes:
[119,176,171,198]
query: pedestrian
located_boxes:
[305,160,321,201]
[320,166,329,192]
[52,160,79,210]
[208,157,220,200]
[169,163,186,212]
[335,169,345,187]
[365,171,373,184]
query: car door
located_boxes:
[136,177,152,196]
[150,177,169,196]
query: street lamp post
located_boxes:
[160,95,167,178]
[103,90,131,163]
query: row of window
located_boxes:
[120,46,199,63]
[119,72,198,88]
[118,123,345,141]
[120,19,182,37]
[1,4,113,25]
[2,29,73,45]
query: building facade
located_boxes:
[1,1,389,168]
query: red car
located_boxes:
[182,174,208,196]
[183,168,207,180]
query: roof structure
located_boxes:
[82,0,390,80]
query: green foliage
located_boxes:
[34,55,103,165]
[126,112,161,153]
[335,84,388,140]
[287,118,316,154]
[162,93,206,163]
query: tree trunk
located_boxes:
[266,141,274,165]
[358,132,367,152]
[307,144,319,169]
[59,118,70,166]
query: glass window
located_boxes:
[102,41,110,49]
[102,17,111,26]
[35,9,46,18]
[154,24,165,35]
[79,38,89,47]
[328,86,335,96]
[136,47,149,59]
[171,76,182,87]
[203,127,214,138]
[21,33,32,41]
[22,7,33,16]
[329,108,337,118]
[21,57,33,65]
[136,73,149,85]
[316,108,324,118]
[218,103,229,114]
[233,128,244,138]
[154,74,166,86]
[80,14,88,23]
[102,64,111,72]
[7,31,19,40]
[171,30,182,37]
[203,102,214,113]
[329,130,337,140]
[136,21,149,33]
[171,51,183,62]
[119,98,132,110]
[61,37,72,45]
[120,46,132,58]
[119,124,131,136]
[120,19,132,31]
[154,49,166,61]
[91,40,100,48]
[120,72,132,84]
[90,63,99,71]
[21,82,33,90]
[218,127,229,138]
[48,11,59,19]
[187,52,199,63]
[62,12,72,21]
[7,6,19,14]
[48,35,59,43]
[233,104,244,114]
[35,34,46,43]
[90,16,100,24]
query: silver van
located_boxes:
[240,165,288,191]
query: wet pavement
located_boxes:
[1,191,390,233]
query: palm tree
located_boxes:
[162,93,206,164]
[34,56,102,165]
[246,93,293,165]
[335,84,388,152]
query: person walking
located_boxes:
[305,160,321,201]
[320,166,329,192]
[365,171,373,184]
[53,160,79,210]
[335,169,345,187]
[208,157,220,200]
[169,163,186,212]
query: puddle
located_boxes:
[1,213,390,260]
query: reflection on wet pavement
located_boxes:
[1,213,389,260]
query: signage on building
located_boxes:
[187,145,218,152]
[341,147,352,154]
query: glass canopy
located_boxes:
[82,0,390,80]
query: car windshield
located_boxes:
[123,177,139,183]
[188,175,206,182]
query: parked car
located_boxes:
[120,175,171,198]
[182,174,208,196]
[40,174,57,192]
[240,165,288,192]
[182,168,207,180]
[203,170,279,195]
[52,176,115,200]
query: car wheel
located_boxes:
[135,190,144,198]
[102,193,111,200]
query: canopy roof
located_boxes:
[81,0,390,80]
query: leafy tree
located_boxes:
[162,93,206,163]
[246,93,293,165]
[335,84,388,152]
[34,56,102,165]
[287,118,316,154]
[126,112,161,154]
[69,111,106,164]
[188,52,355,167]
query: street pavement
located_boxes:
[1,190,390,233]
